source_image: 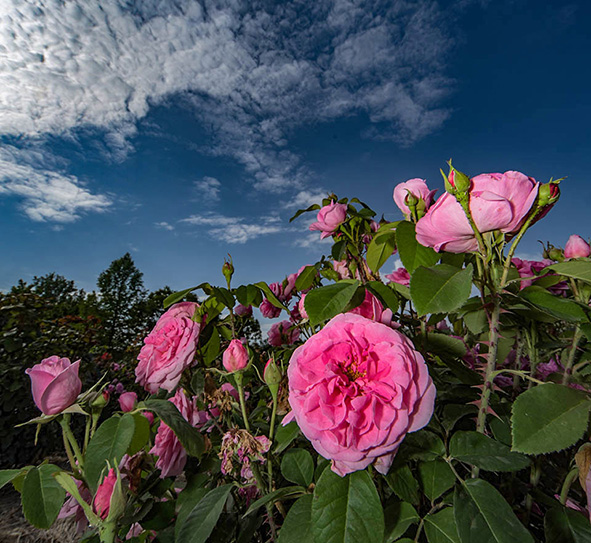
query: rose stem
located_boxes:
[60,414,84,469]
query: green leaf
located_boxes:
[274,420,300,454]
[21,465,65,529]
[312,469,385,543]
[511,383,591,455]
[520,286,588,323]
[424,507,460,543]
[128,413,151,455]
[366,281,399,312]
[419,333,467,360]
[332,239,347,261]
[163,284,209,308]
[383,501,419,543]
[142,399,205,459]
[367,230,397,272]
[177,485,233,543]
[410,264,474,317]
[449,431,530,472]
[547,260,591,284]
[235,284,263,307]
[0,469,20,490]
[175,486,208,538]
[244,486,306,517]
[290,203,321,223]
[544,505,591,543]
[281,448,314,487]
[417,459,456,501]
[397,430,446,463]
[53,472,99,525]
[384,464,419,505]
[255,281,287,310]
[304,281,360,326]
[200,327,221,366]
[454,479,533,543]
[295,266,318,291]
[85,414,135,492]
[278,495,313,543]
[396,221,440,274]
[212,286,235,309]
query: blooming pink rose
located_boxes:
[136,302,200,394]
[260,299,282,319]
[309,202,348,239]
[416,171,539,253]
[25,356,82,415]
[268,320,300,347]
[93,468,117,520]
[285,314,435,476]
[333,260,351,280]
[234,304,253,317]
[385,267,411,287]
[393,178,437,219]
[223,339,249,373]
[565,235,591,259]
[118,392,138,412]
[150,389,200,478]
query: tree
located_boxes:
[97,253,146,352]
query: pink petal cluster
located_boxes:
[25,356,82,415]
[150,389,200,478]
[234,304,253,317]
[268,320,300,347]
[393,178,437,219]
[309,202,348,239]
[564,235,591,259]
[385,267,411,287]
[136,302,200,393]
[286,314,435,476]
[512,258,553,289]
[223,339,249,373]
[348,290,393,326]
[93,468,117,520]
[416,171,539,253]
[260,282,283,318]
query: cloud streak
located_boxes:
[180,213,283,244]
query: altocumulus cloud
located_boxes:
[0,0,453,220]
[180,213,283,244]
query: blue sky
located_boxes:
[1,0,590,294]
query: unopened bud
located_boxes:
[537,181,560,208]
[404,190,419,207]
[222,255,234,288]
[446,160,471,194]
[542,244,564,262]
[91,389,110,410]
[263,358,282,400]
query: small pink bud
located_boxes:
[93,468,117,520]
[118,392,137,412]
[222,339,249,373]
[142,411,155,425]
[564,235,591,259]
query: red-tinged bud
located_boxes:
[564,235,591,260]
[404,190,419,207]
[446,160,471,194]
[223,339,249,373]
[222,254,234,288]
[537,181,560,207]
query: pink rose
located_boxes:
[223,339,249,373]
[298,295,308,320]
[385,267,411,287]
[234,304,253,317]
[309,201,348,239]
[260,299,282,319]
[416,171,539,253]
[25,356,82,415]
[135,302,200,394]
[348,290,394,327]
[118,392,138,412]
[512,258,553,289]
[565,235,591,259]
[93,468,117,520]
[393,178,437,219]
[268,320,300,347]
[285,314,435,476]
[333,260,351,280]
[150,389,200,478]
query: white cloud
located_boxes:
[0,144,112,222]
[283,190,327,210]
[180,213,283,244]
[194,176,221,203]
[154,221,174,231]
[0,0,453,194]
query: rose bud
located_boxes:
[222,339,249,373]
[264,358,282,400]
[93,468,117,520]
[118,392,138,412]
[564,235,591,259]
[25,356,82,416]
[222,255,234,287]
[234,304,253,317]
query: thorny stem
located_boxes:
[562,325,583,385]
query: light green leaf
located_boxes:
[410,264,474,317]
[312,469,384,543]
[396,221,440,274]
[520,286,588,322]
[511,383,591,455]
[449,431,530,472]
[417,459,456,501]
[367,231,397,272]
[235,284,263,307]
[295,266,318,291]
[547,260,591,284]
[424,507,460,543]
[278,495,313,543]
[281,448,314,487]
[454,479,533,543]
[304,281,360,325]
[127,412,151,455]
[256,281,288,310]
[21,465,65,529]
[0,469,20,490]
[163,284,209,308]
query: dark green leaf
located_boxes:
[212,286,235,309]
[454,479,533,543]
[424,507,460,543]
[177,485,233,543]
[544,505,591,543]
[332,240,347,261]
[175,481,209,538]
[410,264,474,317]
[383,501,419,543]
[396,221,439,274]
[127,413,151,455]
[278,495,313,543]
[281,448,314,487]
[21,465,65,529]
[143,399,204,459]
[312,469,384,543]
[295,266,318,291]
[304,281,360,326]
[256,281,288,310]
[235,284,263,307]
[244,486,306,517]
[366,281,399,312]
[274,420,300,454]
[511,383,591,455]
[520,286,588,322]
[367,231,397,273]
[417,459,456,501]
[85,414,135,491]
[384,464,420,505]
[290,204,321,223]
[163,284,209,309]
[0,469,20,490]
[397,431,446,463]
[449,431,530,472]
